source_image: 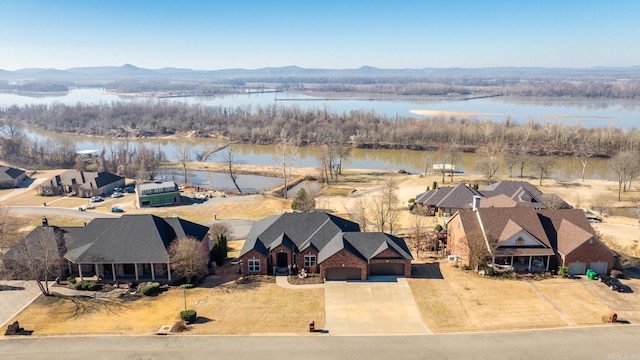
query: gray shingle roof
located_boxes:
[64,215,208,263]
[0,166,25,181]
[241,212,412,264]
[416,184,481,209]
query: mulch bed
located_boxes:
[287,275,323,285]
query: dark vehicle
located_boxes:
[124,186,135,193]
[599,275,629,292]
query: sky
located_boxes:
[0,0,639,71]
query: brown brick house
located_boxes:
[239,212,413,280]
[447,201,615,275]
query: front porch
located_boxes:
[493,255,551,273]
[67,262,173,283]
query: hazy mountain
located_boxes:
[1,64,639,83]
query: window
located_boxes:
[304,254,316,268]
[516,237,524,245]
[248,259,260,272]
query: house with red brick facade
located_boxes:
[447,199,616,275]
[239,212,413,281]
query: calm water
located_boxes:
[159,168,282,193]
[1,88,639,128]
[4,88,629,181]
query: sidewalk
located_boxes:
[275,275,324,289]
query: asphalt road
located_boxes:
[1,326,639,359]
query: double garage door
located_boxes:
[568,261,608,275]
[325,263,405,280]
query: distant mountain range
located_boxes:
[1,64,640,83]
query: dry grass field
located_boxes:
[408,262,611,332]
[11,278,324,335]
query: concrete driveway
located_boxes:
[0,281,42,328]
[579,276,640,323]
[324,276,430,335]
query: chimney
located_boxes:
[42,216,49,227]
[472,196,482,211]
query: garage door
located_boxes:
[325,267,361,281]
[589,262,608,275]
[568,262,586,275]
[369,263,405,276]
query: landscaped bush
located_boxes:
[67,277,77,284]
[137,282,161,296]
[180,283,195,289]
[180,310,197,322]
[434,224,443,232]
[558,265,570,278]
[73,280,101,291]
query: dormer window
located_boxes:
[516,237,524,245]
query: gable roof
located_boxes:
[63,215,208,263]
[479,181,547,208]
[0,166,25,181]
[241,212,412,264]
[3,226,67,260]
[416,184,481,209]
[40,171,123,190]
[454,207,609,257]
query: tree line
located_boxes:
[2,101,640,158]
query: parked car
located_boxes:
[599,275,629,292]
[124,186,135,193]
[113,187,123,192]
[111,192,123,198]
[111,207,124,213]
[90,196,103,202]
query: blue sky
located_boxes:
[1,0,639,70]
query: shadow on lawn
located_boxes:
[192,316,214,324]
[411,262,444,279]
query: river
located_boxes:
[1,88,631,181]
[1,88,639,128]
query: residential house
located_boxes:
[0,166,26,188]
[3,215,209,283]
[135,181,180,208]
[415,183,482,217]
[239,212,413,281]
[447,198,615,275]
[415,181,568,216]
[37,171,124,197]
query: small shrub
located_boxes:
[558,265,570,278]
[434,224,443,232]
[67,277,77,284]
[408,197,416,204]
[74,281,84,290]
[87,281,101,291]
[180,283,195,289]
[180,310,197,322]
[137,282,161,296]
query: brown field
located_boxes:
[408,263,612,332]
[11,278,324,335]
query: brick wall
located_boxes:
[296,248,319,274]
[240,249,268,276]
[446,215,471,266]
[320,249,367,280]
[562,238,615,272]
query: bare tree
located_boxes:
[574,136,596,181]
[465,230,491,271]
[276,130,297,199]
[609,151,639,201]
[475,143,503,184]
[3,225,67,295]
[136,144,165,180]
[530,156,555,186]
[175,143,192,186]
[369,176,400,234]
[591,193,611,215]
[352,197,368,232]
[209,222,232,240]
[168,236,209,284]
[409,213,428,259]
[218,144,242,193]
